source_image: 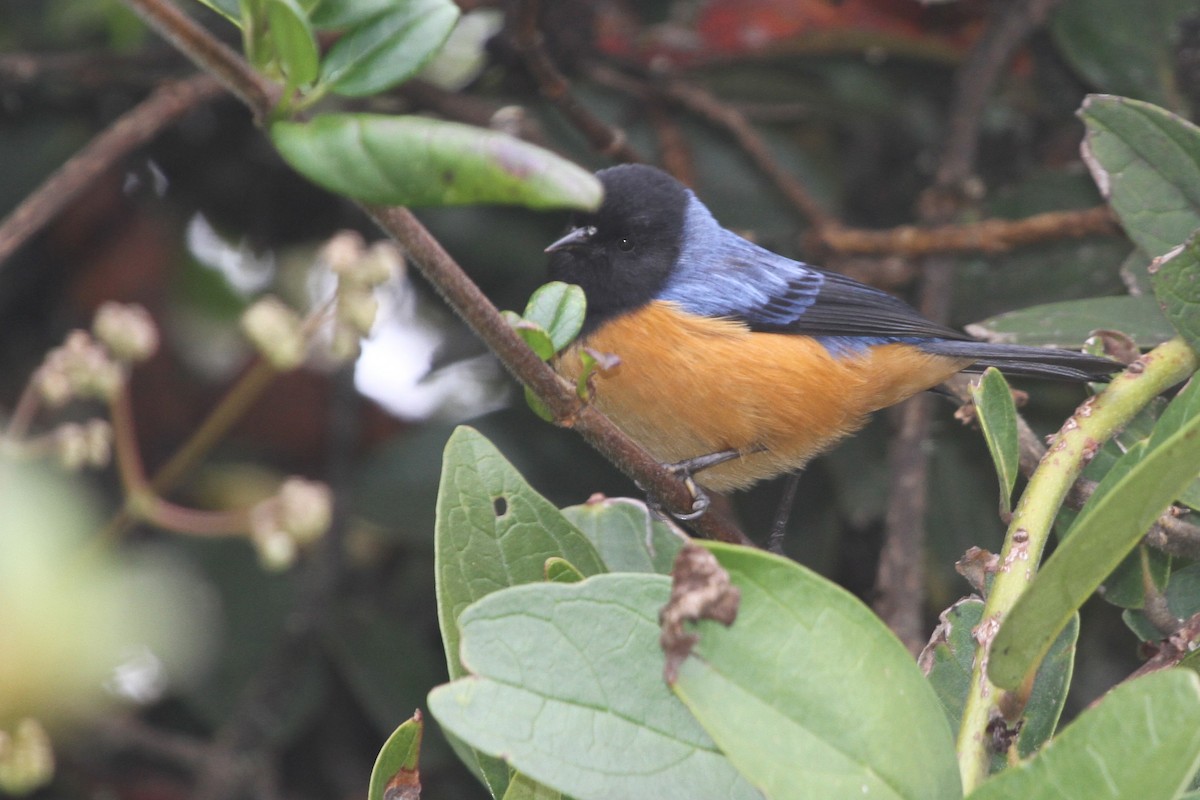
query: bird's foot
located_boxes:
[643,449,744,522]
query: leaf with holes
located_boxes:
[434,427,605,796]
[271,115,603,210]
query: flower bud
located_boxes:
[277,477,332,545]
[54,423,88,471]
[321,230,366,277]
[241,296,306,370]
[337,286,379,336]
[0,719,54,796]
[93,302,159,363]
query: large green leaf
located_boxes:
[434,426,605,798]
[966,295,1174,349]
[427,575,760,800]
[1080,95,1200,258]
[990,379,1200,689]
[966,670,1200,800]
[271,114,603,210]
[1050,0,1195,111]
[673,543,961,800]
[317,0,459,96]
[1152,228,1200,354]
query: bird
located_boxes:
[545,164,1119,498]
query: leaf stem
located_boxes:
[956,336,1198,792]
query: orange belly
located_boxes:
[555,301,971,492]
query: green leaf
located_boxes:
[271,115,603,210]
[427,574,760,800]
[501,772,562,800]
[922,598,1077,765]
[317,0,459,96]
[368,711,423,800]
[543,557,584,583]
[1080,95,1200,258]
[970,368,1020,516]
[990,380,1200,689]
[923,598,984,735]
[674,542,962,800]
[1050,0,1195,111]
[1123,562,1200,642]
[266,0,318,86]
[1152,229,1200,355]
[435,426,606,678]
[561,497,685,574]
[966,295,1174,349]
[308,0,394,28]
[509,319,555,361]
[434,426,605,798]
[966,670,1200,800]
[523,282,586,354]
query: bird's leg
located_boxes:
[767,472,802,554]
[638,448,746,522]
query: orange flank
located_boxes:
[555,301,971,492]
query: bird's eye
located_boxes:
[618,237,635,252]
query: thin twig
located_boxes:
[0,74,222,268]
[1123,611,1200,682]
[816,205,1120,257]
[509,0,642,162]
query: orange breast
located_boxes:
[555,301,971,492]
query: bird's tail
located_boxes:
[919,340,1122,382]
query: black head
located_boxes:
[546,164,691,332]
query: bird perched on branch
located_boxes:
[546,164,1118,503]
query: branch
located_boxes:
[120,0,749,545]
[508,0,642,162]
[816,205,1120,257]
[0,74,222,268]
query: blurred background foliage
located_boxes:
[1,0,1198,797]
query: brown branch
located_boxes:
[1122,611,1200,683]
[124,0,279,114]
[118,0,747,544]
[508,0,642,162]
[816,205,1120,257]
[0,73,222,268]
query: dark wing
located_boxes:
[658,229,1119,381]
[660,229,968,341]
